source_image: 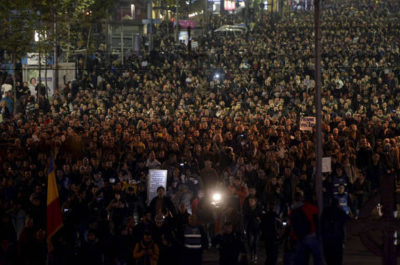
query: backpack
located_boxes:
[290,206,311,240]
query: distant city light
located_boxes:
[189,11,203,17]
[34,30,47,42]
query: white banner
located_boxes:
[147,169,168,205]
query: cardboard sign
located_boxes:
[322,157,332,173]
[300,116,316,131]
[147,169,168,205]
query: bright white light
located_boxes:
[189,11,202,17]
[212,193,221,202]
[34,31,39,42]
[215,74,220,79]
[34,30,47,42]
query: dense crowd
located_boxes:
[1,0,400,265]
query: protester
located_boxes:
[243,195,262,262]
[0,0,400,264]
[181,215,208,265]
[216,221,246,265]
[321,198,348,265]
[133,230,159,265]
[290,193,323,265]
[261,202,283,265]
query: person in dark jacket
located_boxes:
[175,203,190,235]
[133,210,156,245]
[290,193,323,265]
[216,222,246,265]
[149,186,176,219]
[78,230,104,265]
[261,202,282,265]
[321,198,347,265]
[243,195,262,263]
[181,215,208,265]
[153,214,178,265]
[133,230,159,265]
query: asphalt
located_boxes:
[203,235,390,265]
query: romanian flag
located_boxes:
[46,157,63,250]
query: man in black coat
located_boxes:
[149,186,176,219]
[217,222,246,265]
[78,230,103,265]
[261,203,282,265]
[321,198,347,265]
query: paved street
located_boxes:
[203,235,392,265]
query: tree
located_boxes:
[54,0,114,64]
[0,0,37,113]
[0,0,114,104]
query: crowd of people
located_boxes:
[1,0,400,264]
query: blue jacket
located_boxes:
[2,96,13,114]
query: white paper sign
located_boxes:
[147,169,168,205]
[322,157,332,173]
[300,116,316,131]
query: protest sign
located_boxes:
[300,116,316,131]
[147,169,168,204]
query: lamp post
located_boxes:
[53,10,58,93]
[313,0,323,234]
[175,0,180,43]
[204,0,208,35]
[147,0,153,52]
